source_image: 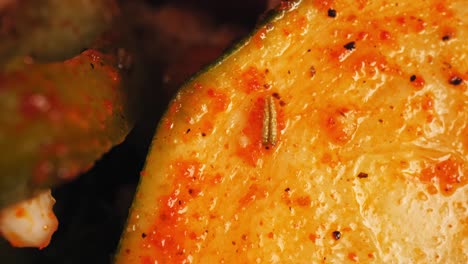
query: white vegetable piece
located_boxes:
[0,190,58,249]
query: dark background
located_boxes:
[0,0,269,263]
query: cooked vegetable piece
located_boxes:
[0,189,57,249]
[117,0,467,263]
[0,49,133,208]
[0,0,118,65]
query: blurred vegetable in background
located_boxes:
[0,0,266,263]
[0,0,118,65]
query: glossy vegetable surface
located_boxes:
[117,0,467,262]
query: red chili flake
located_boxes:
[238,184,268,209]
[380,30,391,40]
[409,75,425,89]
[309,234,319,243]
[327,9,337,18]
[15,207,26,218]
[348,252,358,262]
[343,41,356,50]
[295,195,311,207]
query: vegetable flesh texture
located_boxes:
[0,190,57,249]
[117,0,468,263]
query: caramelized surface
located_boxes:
[117,0,467,263]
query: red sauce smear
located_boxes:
[253,27,267,49]
[313,0,334,11]
[238,67,266,94]
[142,160,221,263]
[238,184,268,209]
[348,252,359,262]
[236,96,285,166]
[420,158,466,196]
[395,16,426,33]
[410,75,425,90]
[321,107,357,145]
[15,207,26,218]
[236,97,265,166]
[163,99,183,129]
[207,88,228,114]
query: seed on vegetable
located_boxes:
[332,231,341,240]
[262,95,278,147]
[343,41,356,50]
[449,76,463,86]
[357,172,368,178]
[328,9,337,18]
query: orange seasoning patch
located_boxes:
[236,97,265,166]
[142,160,210,263]
[321,107,358,145]
[236,96,284,166]
[420,158,466,195]
[238,184,268,210]
[238,67,266,94]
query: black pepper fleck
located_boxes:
[284,187,290,192]
[358,172,369,178]
[186,128,191,134]
[343,41,356,50]
[449,76,463,86]
[141,233,147,238]
[442,35,450,41]
[410,75,416,82]
[201,132,206,137]
[272,92,280,99]
[332,231,341,240]
[327,8,337,18]
[90,63,94,69]
[307,49,311,52]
